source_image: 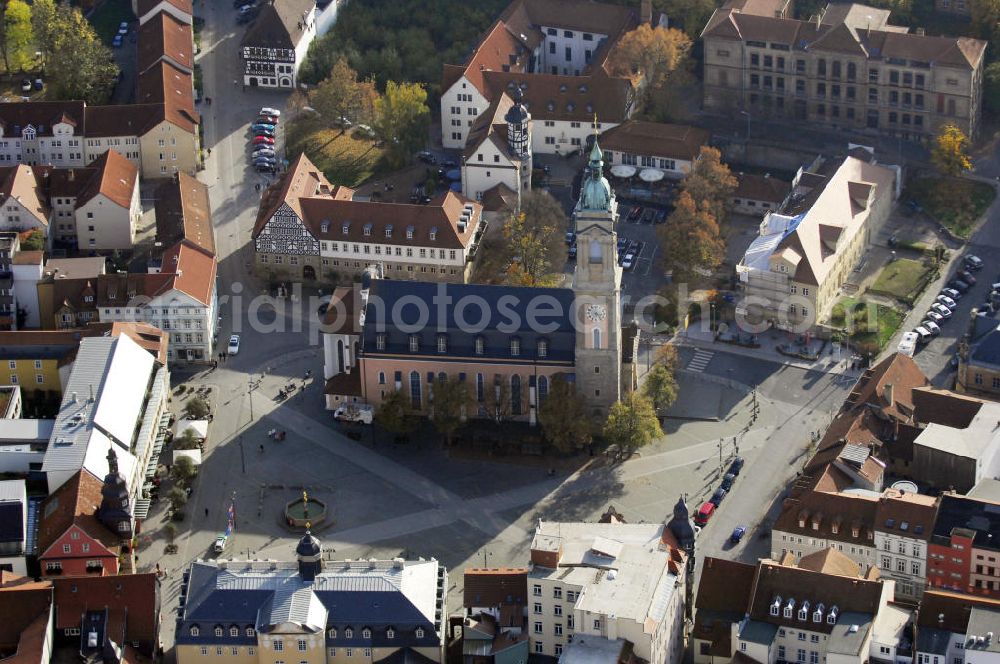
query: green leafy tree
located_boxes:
[173,428,201,450]
[30,0,57,61]
[1,0,34,73]
[374,389,418,440]
[166,486,188,513]
[184,397,210,420]
[657,190,725,283]
[971,0,1000,45]
[484,376,511,424]
[931,124,972,177]
[984,62,1000,117]
[374,80,430,168]
[20,229,43,250]
[502,190,567,286]
[643,362,678,413]
[171,455,197,484]
[429,377,472,445]
[602,392,662,455]
[44,3,119,103]
[537,376,592,453]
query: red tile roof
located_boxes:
[0,575,52,656]
[600,121,710,162]
[36,470,120,559]
[137,11,193,74]
[155,172,215,255]
[52,574,159,655]
[136,0,193,17]
[77,150,139,210]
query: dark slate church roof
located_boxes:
[361,280,577,365]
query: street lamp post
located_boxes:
[740,110,751,142]
[248,376,255,422]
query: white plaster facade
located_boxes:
[441,77,489,149]
[874,530,928,601]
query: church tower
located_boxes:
[504,87,533,203]
[573,129,622,415]
[97,447,133,539]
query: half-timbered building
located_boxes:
[253,154,486,283]
[240,0,318,89]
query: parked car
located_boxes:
[730,526,747,544]
[949,279,970,293]
[966,255,984,271]
[621,252,636,270]
[252,148,276,158]
[914,327,932,345]
[442,159,458,168]
[117,21,129,35]
[709,487,728,507]
[213,534,228,554]
[252,135,275,145]
[251,122,275,132]
[565,231,576,245]
[922,320,941,335]
[259,107,281,117]
[728,456,745,476]
[20,78,31,92]
[228,334,241,355]
[925,310,944,324]
[257,114,278,125]
[694,501,716,526]
[568,244,577,260]
[112,34,123,47]
[254,128,275,138]
[959,270,977,285]
[937,294,957,309]
[255,164,276,173]
[628,206,642,222]
[931,303,953,318]
[941,288,961,301]
[721,472,736,491]
[417,150,436,164]
[642,208,656,223]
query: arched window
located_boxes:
[593,328,601,349]
[409,371,421,409]
[215,627,223,637]
[345,628,353,639]
[476,373,485,402]
[538,376,549,405]
[328,629,337,639]
[246,628,256,637]
[386,629,395,640]
[190,626,200,637]
[511,375,522,415]
[589,239,602,264]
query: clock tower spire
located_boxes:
[573,125,622,414]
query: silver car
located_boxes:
[937,294,957,309]
[931,302,953,318]
[922,320,941,335]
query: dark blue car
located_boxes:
[731,526,747,543]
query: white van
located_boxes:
[914,327,933,345]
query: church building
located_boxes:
[323,136,624,421]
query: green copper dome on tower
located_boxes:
[578,131,612,212]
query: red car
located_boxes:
[694,501,716,526]
[257,115,278,124]
[252,136,275,145]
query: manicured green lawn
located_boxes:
[908,177,996,239]
[830,296,904,355]
[285,116,385,187]
[869,258,935,303]
[89,0,136,46]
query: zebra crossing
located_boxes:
[686,349,714,373]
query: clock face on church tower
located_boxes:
[586,304,607,322]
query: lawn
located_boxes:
[285,116,385,187]
[868,258,936,304]
[829,296,904,355]
[88,0,136,46]
[908,177,996,239]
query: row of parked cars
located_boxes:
[250,107,281,173]
[563,232,641,270]
[694,456,746,543]
[911,254,985,345]
[621,203,667,225]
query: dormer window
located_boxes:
[409,335,419,352]
[437,335,447,353]
[215,627,223,637]
[406,226,414,239]
[385,225,393,238]
[328,629,336,639]
[415,628,424,638]
[345,628,353,639]
[230,627,239,637]
[783,599,795,619]
[429,227,437,241]
[362,629,371,639]
[342,223,350,235]
[363,223,372,236]
[386,629,394,640]
[84,295,93,303]
[813,604,824,623]
[246,628,255,637]
[475,336,484,355]
[798,601,809,621]
[770,596,781,617]
[190,626,200,637]
[510,338,520,356]
[321,220,330,233]
[827,606,839,625]
[376,334,386,351]
[538,340,548,357]
[23,127,35,140]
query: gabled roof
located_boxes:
[463,93,519,160]
[0,574,52,656]
[442,20,528,95]
[97,240,216,307]
[77,150,139,210]
[36,469,120,558]
[463,568,528,609]
[483,70,632,123]
[0,164,49,227]
[0,101,86,137]
[773,489,878,546]
[253,153,344,236]
[136,0,193,18]
[241,0,316,50]
[137,11,193,74]
[51,573,159,653]
[108,322,169,366]
[155,172,215,255]
[733,172,792,204]
[797,547,866,577]
[918,590,1000,633]
[599,121,710,162]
